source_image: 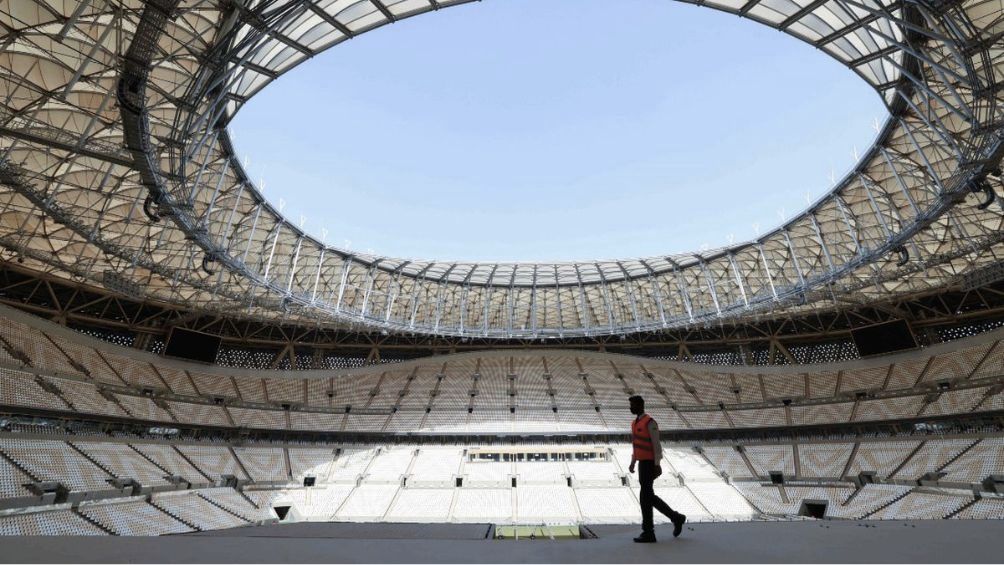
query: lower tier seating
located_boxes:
[78,498,193,535]
[0,430,999,535]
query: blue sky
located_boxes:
[230,0,887,262]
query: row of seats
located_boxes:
[867,490,974,520]
[245,483,746,524]
[0,507,104,535]
[696,438,1002,483]
[733,483,987,521]
[0,432,999,533]
[244,480,991,524]
[1,434,999,501]
[0,489,262,536]
[6,309,1003,401]
[2,311,1003,432]
[150,490,250,531]
[78,498,193,536]
[4,365,1002,434]
[2,480,994,537]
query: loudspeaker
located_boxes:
[163,327,222,363]
[850,320,917,357]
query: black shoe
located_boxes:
[633,532,657,543]
[672,514,687,538]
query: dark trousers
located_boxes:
[638,459,681,533]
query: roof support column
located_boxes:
[756,243,779,301]
[574,265,591,333]
[200,158,231,228]
[218,182,245,248]
[482,264,497,336]
[186,129,220,206]
[898,118,948,196]
[360,263,378,318]
[728,253,749,308]
[432,281,446,332]
[240,204,263,266]
[617,263,641,330]
[834,195,862,256]
[879,148,923,218]
[530,265,538,336]
[640,260,668,326]
[809,214,835,272]
[782,229,807,291]
[286,235,303,293]
[859,175,894,240]
[261,223,282,281]
[672,264,694,322]
[335,257,353,313]
[311,249,326,303]
[698,258,721,315]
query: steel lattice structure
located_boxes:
[0,0,1003,340]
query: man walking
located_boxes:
[628,395,686,543]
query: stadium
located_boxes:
[0,0,1003,562]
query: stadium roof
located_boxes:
[0,0,1002,339]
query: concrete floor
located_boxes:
[1,520,1002,563]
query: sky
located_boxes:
[230,0,888,263]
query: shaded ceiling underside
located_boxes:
[0,0,1003,339]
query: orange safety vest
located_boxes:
[632,414,655,461]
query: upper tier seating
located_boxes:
[0,368,70,411]
[0,438,112,491]
[44,378,128,417]
[112,394,175,422]
[1,303,1003,436]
